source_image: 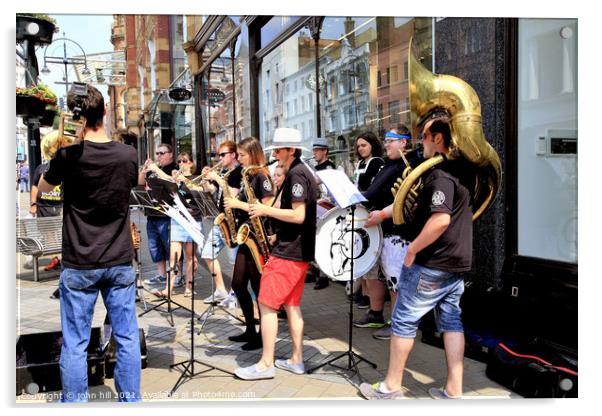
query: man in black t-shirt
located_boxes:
[38,83,141,402]
[138,143,177,286]
[30,130,64,296]
[352,130,418,339]
[234,128,317,380]
[199,140,242,304]
[360,116,473,400]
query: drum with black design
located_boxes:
[314,205,383,281]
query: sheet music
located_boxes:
[315,169,367,208]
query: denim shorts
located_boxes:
[200,224,238,264]
[146,217,170,262]
[170,219,203,243]
[391,263,465,338]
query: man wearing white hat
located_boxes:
[234,127,318,380]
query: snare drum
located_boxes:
[314,205,383,281]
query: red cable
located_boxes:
[499,343,578,376]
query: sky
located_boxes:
[34,14,114,104]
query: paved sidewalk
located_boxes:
[15,197,518,402]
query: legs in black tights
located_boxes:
[231,245,262,337]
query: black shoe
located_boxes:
[352,311,385,328]
[49,289,60,299]
[241,336,263,351]
[229,332,254,343]
[314,278,329,290]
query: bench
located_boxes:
[16,216,62,282]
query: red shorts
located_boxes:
[258,256,310,311]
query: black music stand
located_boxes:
[137,178,194,327]
[306,171,377,383]
[129,188,156,311]
[169,187,234,395]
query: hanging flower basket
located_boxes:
[16,84,58,118]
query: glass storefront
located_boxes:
[198,16,432,174]
[517,18,578,263]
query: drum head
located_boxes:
[314,206,383,281]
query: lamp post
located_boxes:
[40,33,91,109]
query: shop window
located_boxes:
[517,19,577,263]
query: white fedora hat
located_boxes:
[265,127,309,151]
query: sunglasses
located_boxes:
[218,152,232,157]
[177,159,189,164]
[155,151,170,156]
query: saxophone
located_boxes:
[213,168,238,248]
[236,165,272,273]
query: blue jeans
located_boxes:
[146,217,170,262]
[59,264,141,402]
[391,263,465,338]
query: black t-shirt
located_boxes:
[354,157,384,192]
[216,165,243,212]
[362,151,423,237]
[33,162,63,216]
[43,140,138,270]
[271,157,317,262]
[144,161,177,217]
[236,170,274,224]
[362,159,407,237]
[412,164,473,272]
[314,159,336,171]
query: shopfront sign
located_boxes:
[203,88,226,104]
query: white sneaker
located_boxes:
[203,289,229,304]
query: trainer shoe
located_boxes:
[353,311,385,328]
[428,387,462,399]
[218,290,236,307]
[234,364,275,381]
[204,289,228,304]
[359,382,404,400]
[372,325,391,340]
[143,275,166,285]
[275,359,305,375]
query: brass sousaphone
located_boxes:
[391,38,502,225]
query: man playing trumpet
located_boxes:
[138,144,179,288]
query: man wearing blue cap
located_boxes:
[353,125,420,341]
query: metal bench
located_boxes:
[16,216,62,282]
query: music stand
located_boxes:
[129,188,156,311]
[137,177,194,327]
[169,187,234,395]
[306,170,377,383]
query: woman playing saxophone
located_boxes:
[223,137,274,351]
